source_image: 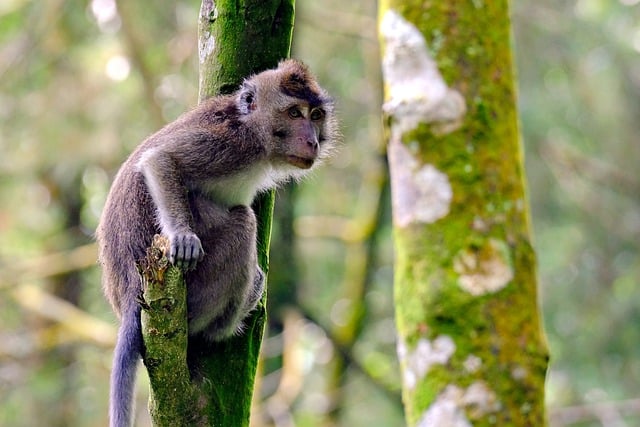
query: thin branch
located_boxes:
[9,283,116,347]
[0,243,98,289]
[298,306,402,407]
[541,140,640,197]
[541,141,640,246]
[0,324,103,357]
[115,0,165,128]
[549,398,640,425]
[262,310,306,427]
[297,3,377,42]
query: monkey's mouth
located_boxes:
[286,155,315,169]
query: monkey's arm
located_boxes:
[137,144,203,270]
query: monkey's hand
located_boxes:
[168,230,204,271]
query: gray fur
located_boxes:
[96,60,336,427]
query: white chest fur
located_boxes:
[200,162,275,207]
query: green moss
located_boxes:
[382,0,548,425]
[199,0,295,98]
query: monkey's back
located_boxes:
[96,96,243,318]
[97,152,158,318]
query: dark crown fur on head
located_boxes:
[278,59,327,107]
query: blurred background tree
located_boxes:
[0,1,639,426]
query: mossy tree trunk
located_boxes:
[378,2,548,426]
[194,1,294,425]
[140,2,295,426]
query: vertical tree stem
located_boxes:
[194,1,295,425]
[379,1,549,425]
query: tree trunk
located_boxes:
[378,2,549,426]
[195,2,294,424]
[141,2,295,426]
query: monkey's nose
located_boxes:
[307,138,319,153]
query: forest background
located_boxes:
[1,0,639,426]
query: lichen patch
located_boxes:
[453,238,514,295]
[380,10,466,136]
[416,381,500,426]
[463,354,482,373]
[198,32,215,65]
[397,335,456,390]
[417,386,471,427]
[388,140,452,227]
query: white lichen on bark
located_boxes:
[397,335,456,390]
[453,238,514,295]
[388,140,452,227]
[463,354,482,373]
[199,33,215,64]
[380,9,466,137]
[511,365,528,381]
[416,381,500,427]
[198,1,217,64]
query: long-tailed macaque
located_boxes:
[96,59,337,427]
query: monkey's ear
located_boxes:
[238,82,257,115]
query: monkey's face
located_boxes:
[238,59,338,175]
[271,102,326,170]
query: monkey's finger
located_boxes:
[190,240,204,269]
[182,242,190,263]
[185,244,197,270]
[169,235,185,269]
[168,244,177,265]
[175,232,202,270]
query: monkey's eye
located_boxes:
[310,108,325,121]
[288,107,303,119]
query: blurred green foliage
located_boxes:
[513,1,640,424]
[0,0,639,426]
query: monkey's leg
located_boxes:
[186,199,259,340]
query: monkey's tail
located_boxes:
[109,306,142,427]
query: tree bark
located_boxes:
[140,236,200,427]
[140,2,295,426]
[378,2,549,426]
[195,2,294,424]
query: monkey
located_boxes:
[95,59,337,427]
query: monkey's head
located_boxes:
[237,59,338,176]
